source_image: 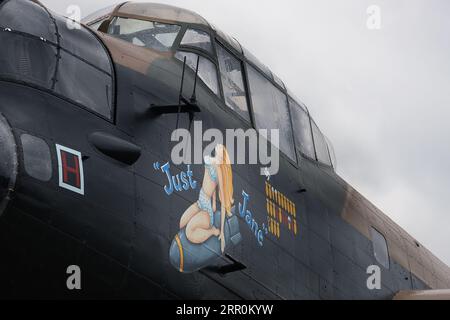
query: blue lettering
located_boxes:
[257,230,264,247]
[239,191,250,218]
[172,174,182,192]
[161,162,173,195]
[180,172,189,191]
[251,219,259,236]
[158,162,197,196]
[239,190,266,247]
[186,165,197,190]
[245,210,252,225]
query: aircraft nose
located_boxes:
[0,113,18,217]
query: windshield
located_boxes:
[107,17,181,52]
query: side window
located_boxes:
[311,120,332,166]
[107,17,181,51]
[370,227,390,269]
[0,32,56,89]
[175,51,219,95]
[21,134,52,182]
[56,19,114,119]
[56,51,113,118]
[247,64,296,161]
[289,98,315,159]
[216,43,249,121]
[180,28,213,53]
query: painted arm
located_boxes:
[217,166,226,253]
[212,190,217,213]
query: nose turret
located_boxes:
[0,113,17,217]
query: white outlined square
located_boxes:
[55,144,85,195]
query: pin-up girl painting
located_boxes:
[179,144,234,253]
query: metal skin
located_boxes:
[0,0,448,299]
[0,113,18,217]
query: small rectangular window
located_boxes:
[370,227,390,269]
[289,98,315,159]
[216,43,249,121]
[311,120,332,166]
[175,51,219,95]
[247,64,296,161]
[181,28,212,53]
[21,134,52,182]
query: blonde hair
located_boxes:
[217,145,234,214]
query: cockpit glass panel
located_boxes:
[370,227,390,269]
[88,19,107,31]
[311,120,332,166]
[107,17,181,52]
[212,25,242,54]
[0,31,56,89]
[247,64,296,161]
[55,16,112,73]
[289,98,316,159]
[117,2,209,25]
[0,0,57,42]
[0,0,114,120]
[181,28,213,53]
[56,51,113,119]
[216,43,249,121]
[175,51,219,95]
[243,46,272,80]
[272,73,285,89]
[81,4,116,24]
[325,135,337,169]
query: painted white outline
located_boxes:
[55,144,84,195]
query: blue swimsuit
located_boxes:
[197,156,218,226]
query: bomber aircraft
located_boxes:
[0,0,449,299]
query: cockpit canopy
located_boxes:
[82,2,337,169]
[84,2,210,26]
[0,0,114,119]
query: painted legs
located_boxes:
[180,203,219,243]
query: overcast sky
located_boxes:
[41,0,450,266]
